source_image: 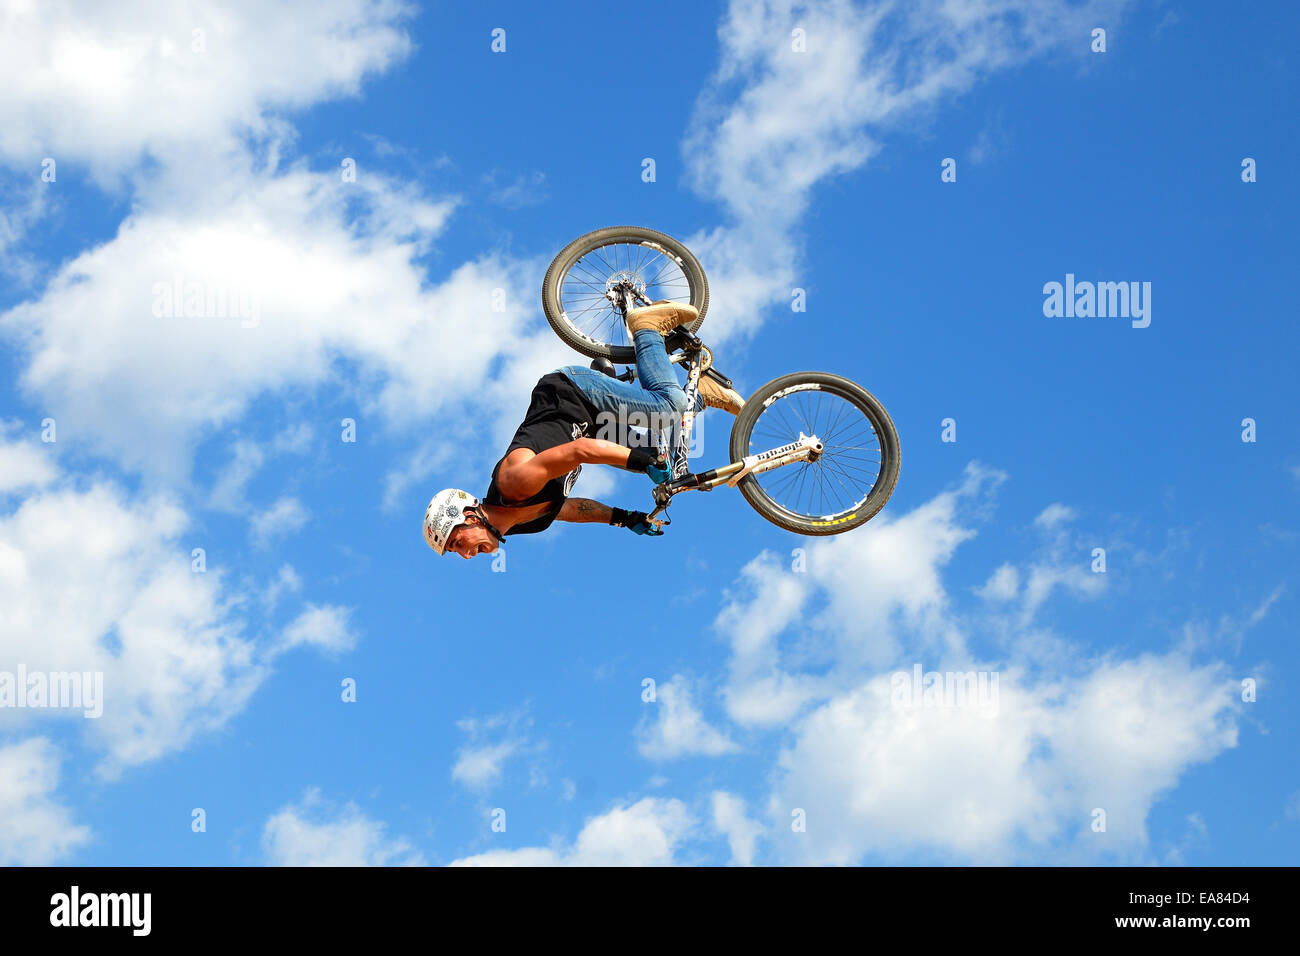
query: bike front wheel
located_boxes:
[542,226,708,363]
[728,372,900,535]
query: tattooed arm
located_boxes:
[555,498,613,524]
[555,499,664,536]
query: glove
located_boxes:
[646,455,670,485]
[627,513,664,536]
[611,508,664,537]
[627,448,671,485]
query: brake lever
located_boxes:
[646,483,672,525]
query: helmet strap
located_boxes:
[472,506,506,543]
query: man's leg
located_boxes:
[629,300,744,416]
[559,330,703,444]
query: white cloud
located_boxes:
[711,790,763,866]
[977,563,1019,601]
[0,0,414,183]
[208,439,267,512]
[967,115,1008,166]
[449,797,694,867]
[0,0,560,497]
[715,463,1002,727]
[263,787,424,866]
[0,162,520,481]
[701,464,1242,864]
[0,158,560,490]
[262,564,302,610]
[564,797,694,866]
[250,496,309,548]
[637,675,739,760]
[805,465,1001,665]
[1163,812,1209,865]
[1019,561,1106,622]
[0,432,56,494]
[1245,587,1284,630]
[764,652,1237,865]
[0,436,359,778]
[714,552,820,727]
[0,737,90,865]
[451,741,520,792]
[974,497,1107,625]
[279,604,356,656]
[450,710,538,792]
[671,18,1145,840]
[0,177,50,284]
[0,2,567,860]
[1035,503,1077,529]
[1286,791,1300,822]
[450,846,562,867]
[684,0,1128,344]
[1043,655,1239,845]
[273,422,315,455]
[485,170,549,208]
[0,475,256,775]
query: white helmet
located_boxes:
[423,488,481,555]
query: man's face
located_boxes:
[446,516,499,560]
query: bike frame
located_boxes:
[610,285,824,525]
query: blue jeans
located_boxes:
[558,330,703,451]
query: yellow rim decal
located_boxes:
[809,513,857,527]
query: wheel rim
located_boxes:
[744,386,886,522]
[558,240,694,349]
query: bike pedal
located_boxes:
[704,368,734,389]
[664,328,701,353]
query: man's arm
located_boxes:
[555,498,613,523]
[556,499,664,536]
[497,439,664,503]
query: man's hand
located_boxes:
[626,447,671,485]
[625,512,664,536]
[646,454,670,485]
[610,507,665,537]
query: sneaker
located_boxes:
[698,376,745,415]
[626,300,698,335]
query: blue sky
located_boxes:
[0,0,1296,866]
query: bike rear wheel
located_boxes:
[728,372,900,535]
[542,226,708,362]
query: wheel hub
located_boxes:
[605,272,645,301]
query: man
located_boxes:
[424,301,744,559]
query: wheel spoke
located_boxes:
[557,239,694,349]
[745,386,889,519]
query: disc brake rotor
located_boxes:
[604,270,646,303]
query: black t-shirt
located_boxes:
[482,372,603,536]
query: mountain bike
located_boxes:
[541,226,900,535]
